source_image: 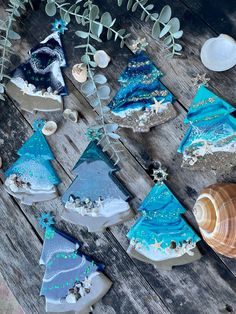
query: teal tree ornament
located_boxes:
[4,120,60,205]
[107,51,176,132]
[178,85,236,170]
[38,212,112,313]
[127,164,201,270]
[61,141,133,232]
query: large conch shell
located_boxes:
[193,183,236,258]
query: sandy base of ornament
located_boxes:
[61,207,134,232]
[107,104,177,132]
[4,184,58,205]
[6,81,63,113]
[127,245,202,270]
[45,272,112,314]
[182,151,236,171]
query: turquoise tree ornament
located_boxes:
[61,141,133,232]
[107,51,176,132]
[38,212,112,313]
[178,85,236,170]
[127,166,201,270]
[4,120,60,205]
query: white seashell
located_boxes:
[63,108,78,123]
[42,121,57,136]
[65,293,77,304]
[72,63,87,83]
[201,34,236,72]
[94,50,111,68]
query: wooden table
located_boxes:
[0,0,235,313]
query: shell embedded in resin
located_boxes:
[201,34,236,72]
[72,63,87,83]
[193,183,236,258]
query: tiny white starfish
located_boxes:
[130,37,149,53]
[96,197,104,207]
[21,84,30,95]
[202,140,213,155]
[150,98,167,114]
[192,73,210,89]
[150,239,163,250]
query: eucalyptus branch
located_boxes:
[117,0,183,56]
[0,0,30,100]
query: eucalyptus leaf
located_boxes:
[45,2,56,16]
[152,20,160,39]
[159,24,171,38]
[8,30,21,40]
[102,106,110,113]
[168,17,180,33]
[91,21,103,37]
[90,97,100,107]
[108,132,120,139]
[81,54,90,64]
[90,33,102,42]
[0,84,4,93]
[146,4,154,10]
[150,13,159,20]
[90,5,99,20]
[127,0,133,10]
[158,5,171,23]
[107,28,112,40]
[64,12,71,24]
[94,74,107,84]
[76,30,89,38]
[101,12,112,27]
[163,35,172,45]
[173,30,183,39]
[97,85,110,99]
[173,43,182,51]
[0,93,5,100]
[105,123,119,132]
[132,2,139,12]
[117,0,123,6]
[81,80,95,95]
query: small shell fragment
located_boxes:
[65,293,77,304]
[72,63,87,83]
[94,50,111,68]
[63,108,78,123]
[42,121,57,136]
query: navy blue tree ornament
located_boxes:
[6,31,67,113]
[38,212,112,313]
[178,85,236,170]
[4,120,60,205]
[107,51,176,132]
[61,141,133,232]
[127,165,201,269]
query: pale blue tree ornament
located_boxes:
[127,165,201,269]
[178,85,236,170]
[4,119,60,205]
[61,141,134,232]
[38,213,112,313]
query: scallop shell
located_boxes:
[63,108,78,123]
[201,34,236,72]
[72,63,87,83]
[42,121,57,136]
[94,50,111,68]
[193,183,236,258]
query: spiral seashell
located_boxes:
[193,183,236,258]
[72,63,87,83]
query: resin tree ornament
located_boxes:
[193,183,236,258]
[61,141,133,232]
[107,51,176,132]
[38,212,112,313]
[178,85,236,170]
[127,166,201,270]
[5,32,67,113]
[4,120,60,205]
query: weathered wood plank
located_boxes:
[0,96,169,314]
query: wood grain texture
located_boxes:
[0,0,236,314]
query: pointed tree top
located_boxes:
[139,183,186,214]
[72,141,118,176]
[185,85,235,124]
[18,120,55,159]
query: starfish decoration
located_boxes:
[202,140,213,155]
[151,165,168,183]
[21,83,30,95]
[192,73,210,89]
[130,37,149,53]
[51,19,68,34]
[150,239,163,250]
[150,98,167,114]
[96,197,104,207]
